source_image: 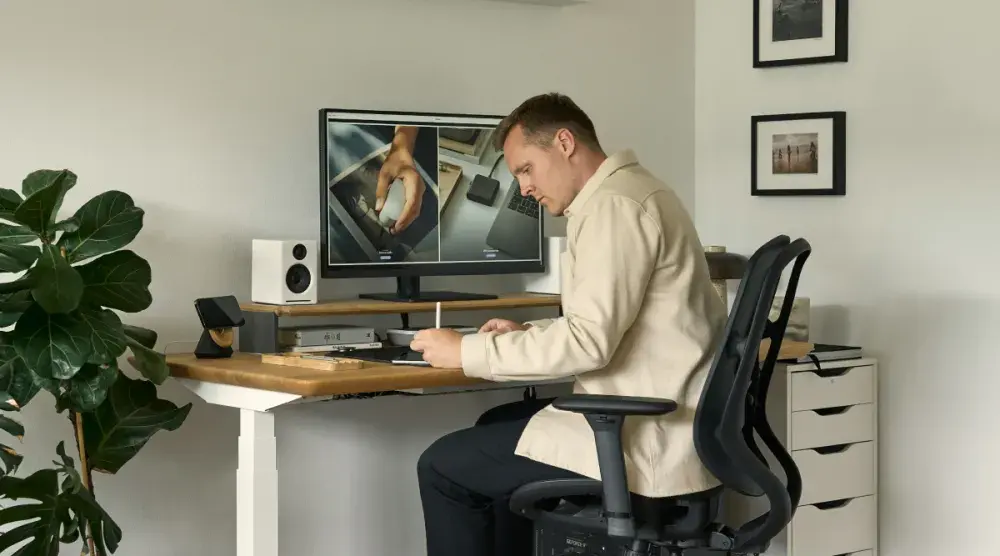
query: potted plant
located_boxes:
[0,169,191,555]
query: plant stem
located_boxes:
[74,411,98,556]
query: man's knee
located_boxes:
[417,431,462,487]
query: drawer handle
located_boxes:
[812,405,853,416]
[812,443,853,455]
[813,498,853,510]
[807,366,856,378]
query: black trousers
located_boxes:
[417,397,583,556]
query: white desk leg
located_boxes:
[237,408,278,556]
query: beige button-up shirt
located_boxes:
[460,149,729,498]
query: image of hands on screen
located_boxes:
[325,123,439,264]
[323,118,541,266]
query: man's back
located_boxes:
[511,150,729,498]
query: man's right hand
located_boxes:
[479,318,528,334]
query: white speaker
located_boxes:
[251,239,318,305]
[524,236,567,294]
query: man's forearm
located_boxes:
[461,317,612,382]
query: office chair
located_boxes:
[510,235,811,556]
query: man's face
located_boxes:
[502,125,575,216]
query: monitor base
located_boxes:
[359,276,498,303]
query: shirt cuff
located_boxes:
[524,318,556,330]
[461,333,493,380]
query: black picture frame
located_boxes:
[751,111,846,197]
[753,0,849,68]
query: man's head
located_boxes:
[493,93,607,215]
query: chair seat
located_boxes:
[511,479,725,545]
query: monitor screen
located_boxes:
[319,109,544,279]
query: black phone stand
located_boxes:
[194,296,246,359]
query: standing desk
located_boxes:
[167,293,568,556]
[166,293,812,556]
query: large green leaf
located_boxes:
[75,250,152,313]
[0,289,32,313]
[56,191,144,264]
[0,223,37,244]
[123,324,157,349]
[0,290,30,328]
[0,243,40,273]
[0,390,24,478]
[0,336,40,407]
[77,307,127,366]
[52,217,80,234]
[0,413,23,440]
[83,372,191,474]
[58,363,119,413]
[0,467,122,555]
[12,170,75,237]
[11,303,92,380]
[0,275,33,295]
[0,188,22,218]
[126,337,169,384]
[27,244,84,314]
[22,169,78,198]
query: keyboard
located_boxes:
[507,189,540,219]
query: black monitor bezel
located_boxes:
[318,107,545,280]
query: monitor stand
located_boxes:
[358,276,498,303]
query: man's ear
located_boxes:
[554,128,576,157]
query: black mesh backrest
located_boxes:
[692,235,811,552]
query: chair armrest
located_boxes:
[553,394,677,416]
[548,394,677,539]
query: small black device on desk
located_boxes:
[344,346,430,367]
[466,174,500,206]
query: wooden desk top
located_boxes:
[167,353,481,397]
[240,293,561,317]
[167,340,813,397]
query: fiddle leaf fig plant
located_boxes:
[0,169,192,555]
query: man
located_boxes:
[410,93,728,556]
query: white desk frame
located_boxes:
[176,376,572,556]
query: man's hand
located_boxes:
[376,126,424,235]
[479,318,528,334]
[410,328,463,369]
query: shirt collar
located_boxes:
[564,149,639,217]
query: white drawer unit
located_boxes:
[724,357,879,556]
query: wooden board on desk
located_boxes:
[261,352,370,371]
[240,292,561,317]
[438,161,462,209]
[167,340,814,397]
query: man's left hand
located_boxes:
[410,328,464,369]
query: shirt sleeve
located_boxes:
[460,195,661,381]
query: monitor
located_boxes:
[319,108,545,302]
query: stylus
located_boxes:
[435,302,441,329]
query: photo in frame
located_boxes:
[751,111,846,196]
[753,0,848,67]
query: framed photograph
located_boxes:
[751,111,846,196]
[754,0,848,67]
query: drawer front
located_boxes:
[791,495,876,556]
[795,441,875,505]
[791,403,875,450]
[791,365,874,411]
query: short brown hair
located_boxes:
[493,92,603,153]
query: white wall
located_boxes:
[0,0,695,553]
[696,1,1000,554]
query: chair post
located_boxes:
[584,413,635,538]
